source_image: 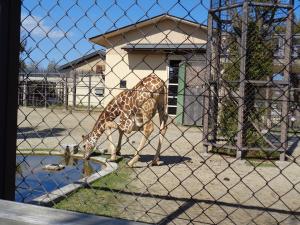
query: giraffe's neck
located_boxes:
[87,97,121,145]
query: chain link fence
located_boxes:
[16,0,300,224]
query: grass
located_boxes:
[53,158,135,218]
[211,147,281,160]
[245,159,276,167]
[211,147,280,167]
[17,150,136,217]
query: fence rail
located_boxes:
[18,72,104,110]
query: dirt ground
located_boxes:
[17,107,300,224]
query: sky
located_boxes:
[21,0,300,69]
[21,0,209,68]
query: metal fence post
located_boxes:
[23,79,28,107]
[203,11,213,153]
[280,1,294,161]
[265,76,272,129]
[64,73,69,110]
[0,0,20,200]
[211,7,222,144]
[44,76,48,108]
[72,71,77,108]
[88,73,92,111]
[236,1,249,159]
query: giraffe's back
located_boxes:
[117,74,167,128]
[130,74,166,107]
[112,74,166,111]
[134,74,164,92]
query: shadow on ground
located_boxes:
[87,186,300,225]
[17,127,66,139]
[267,132,300,155]
[119,154,192,166]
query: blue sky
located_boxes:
[21,0,209,68]
[21,0,300,69]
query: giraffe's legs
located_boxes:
[127,121,154,167]
[116,130,124,156]
[152,88,168,166]
[152,112,168,166]
[106,128,117,161]
[105,121,122,162]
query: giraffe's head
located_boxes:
[82,134,95,159]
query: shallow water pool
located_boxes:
[16,155,102,203]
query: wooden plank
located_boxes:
[0,217,34,225]
[0,200,146,225]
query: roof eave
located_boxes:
[89,36,110,47]
[89,14,207,47]
[58,50,105,71]
[121,47,206,54]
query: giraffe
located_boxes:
[82,73,168,167]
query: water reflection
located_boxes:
[16,154,102,203]
[64,153,76,166]
[63,153,94,177]
[83,159,94,177]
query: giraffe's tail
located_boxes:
[157,83,168,122]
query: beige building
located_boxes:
[89,14,208,119]
[273,34,300,74]
[89,14,300,125]
[58,50,106,108]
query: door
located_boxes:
[183,60,206,126]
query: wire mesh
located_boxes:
[16,0,300,224]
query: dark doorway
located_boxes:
[168,60,181,115]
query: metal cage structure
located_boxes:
[203,0,296,161]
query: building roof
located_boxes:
[58,50,105,71]
[89,13,207,47]
[122,43,206,53]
